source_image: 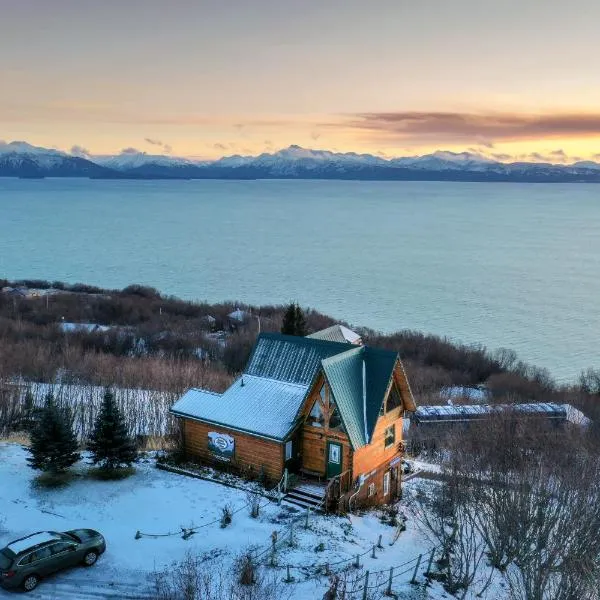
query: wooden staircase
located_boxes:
[283,481,326,511]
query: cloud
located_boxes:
[310,130,321,141]
[144,137,172,154]
[341,111,600,144]
[594,153,600,159]
[550,149,566,157]
[121,147,141,154]
[491,153,512,161]
[213,143,229,151]
[70,145,90,158]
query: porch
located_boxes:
[280,469,353,513]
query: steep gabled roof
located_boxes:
[245,333,351,386]
[308,325,362,344]
[322,345,399,449]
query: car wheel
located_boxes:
[83,550,98,566]
[22,574,40,592]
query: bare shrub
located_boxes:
[220,503,233,528]
[246,491,260,519]
[151,550,290,600]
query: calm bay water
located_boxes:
[1,178,598,382]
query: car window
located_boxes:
[50,542,76,555]
[30,546,53,562]
[0,550,13,569]
[18,553,33,566]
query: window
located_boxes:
[384,425,395,448]
[383,471,391,496]
[285,440,293,461]
[18,553,33,566]
[308,399,325,427]
[328,401,345,432]
[386,384,402,412]
[328,443,341,464]
[319,383,327,403]
[50,542,76,556]
[368,483,376,498]
[29,547,52,563]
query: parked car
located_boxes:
[0,529,106,592]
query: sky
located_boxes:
[1,0,600,161]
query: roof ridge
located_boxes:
[321,346,363,365]
[189,388,222,396]
[258,331,354,350]
[237,373,309,390]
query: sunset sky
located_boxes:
[1,0,600,161]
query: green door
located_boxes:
[326,441,343,478]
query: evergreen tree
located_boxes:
[88,389,137,470]
[281,303,307,336]
[27,394,80,474]
[294,304,307,336]
[281,303,297,335]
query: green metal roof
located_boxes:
[245,333,352,386]
[322,346,398,449]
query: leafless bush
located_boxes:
[246,491,260,519]
[220,503,233,528]
[151,550,290,600]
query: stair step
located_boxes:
[282,496,323,511]
[290,486,325,501]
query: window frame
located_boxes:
[384,424,396,449]
[368,483,376,498]
[383,471,391,496]
[284,439,293,461]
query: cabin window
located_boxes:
[386,384,402,412]
[384,425,396,448]
[308,399,325,427]
[328,400,345,431]
[368,483,376,498]
[320,383,327,403]
[285,440,293,461]
[383,471,391,496]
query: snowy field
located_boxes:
[0,443,497,599]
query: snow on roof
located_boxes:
[60,322,112,333]
[440,386,489,403]
[414,403,567,423]
[7,532,62,554]
[228,309,249,322]
[170,375,307,440]
[308,325,361,344]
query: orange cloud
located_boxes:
[340,111,600,144]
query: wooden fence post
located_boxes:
[362,571,370,600]
[377,534,383,549]
[354,553,361,568]
[410,554,423,584]
[284,565,293,583]
[425,548,435,579]
[371,544,377,559]
[385,567,394,596]
[304,508,310,529]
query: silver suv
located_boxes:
[0,529,106,592]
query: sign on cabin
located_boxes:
[207,432,234,461]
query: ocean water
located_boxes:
[1,178,598,382]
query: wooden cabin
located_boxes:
[170,332,416,510]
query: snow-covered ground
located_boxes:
[0,444,498,599]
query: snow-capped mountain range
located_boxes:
[1,140,599,182]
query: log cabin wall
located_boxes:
[352,405,404,476]
[183,419,284,482]
[300,373,353,477]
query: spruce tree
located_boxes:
[294,304,307,336]
[27,394,80,474]
[281,303,307,336]
[281,303,297,335]
[88,389,137,471]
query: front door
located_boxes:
[326,441,343,478]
